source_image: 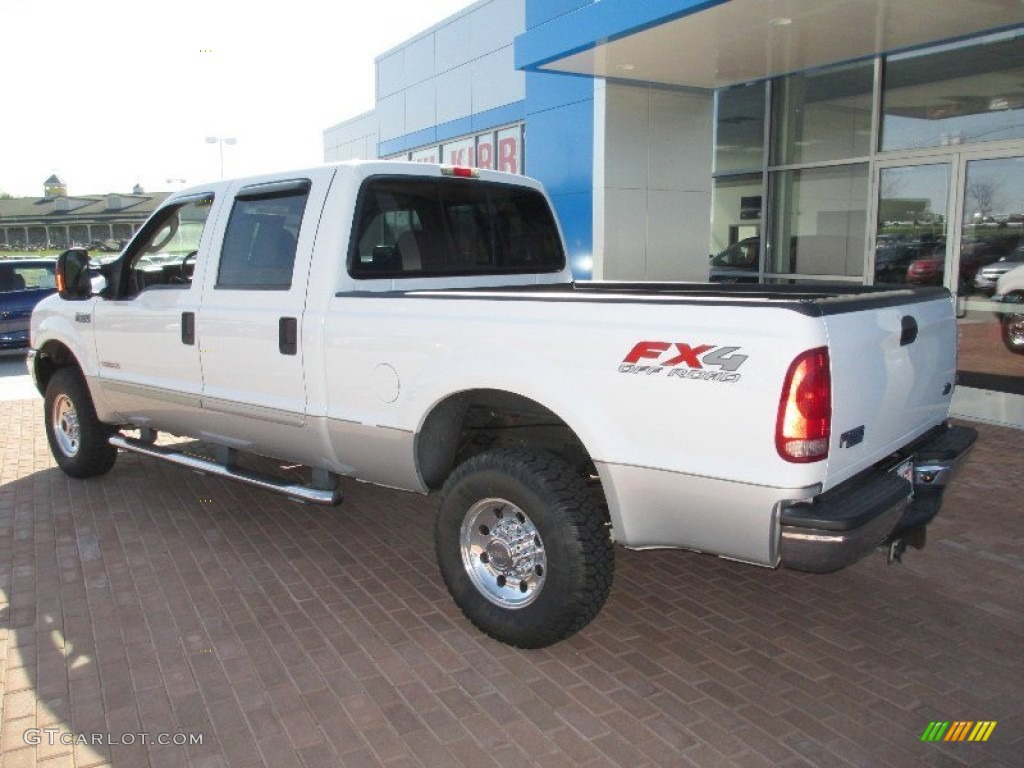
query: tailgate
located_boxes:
[823,293,956,489]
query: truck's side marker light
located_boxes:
[776,347,831,463]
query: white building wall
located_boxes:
[323,111,379,162]
[594,82,713,282]
[324,0,525,161]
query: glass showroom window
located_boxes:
[772,61,874,166]
[709,174,763,282]
[769,164,868,279]
[882,30,1024,151]
[715,82,766,173]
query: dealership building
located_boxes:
[324,0,1024,429]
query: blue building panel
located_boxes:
[548,191,593,278]
[434,116,475,145]
[524,89,593,197]
[517,0,726,70]
[523,70,593,116]
[377,101,528,158]
[526,0,594,30]
[522,70,594,277]
[469,101,526,132]
[378,125,438,158]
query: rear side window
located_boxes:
[217,180,310,290]
[349,177,564,278]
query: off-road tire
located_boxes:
[436,448,614,648]
[44,367,118,478]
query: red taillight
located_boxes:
[776,347,831,463]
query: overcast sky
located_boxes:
[0,0,472,197]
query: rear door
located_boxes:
[823,293,957,486]
[197,169,335,426]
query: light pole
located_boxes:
[205,136,237,178]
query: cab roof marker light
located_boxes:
[440,166,479,178]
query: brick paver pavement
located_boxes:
[0,396,1020,767]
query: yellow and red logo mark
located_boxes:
[921,721,997,742]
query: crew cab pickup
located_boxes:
[29,161,976,648]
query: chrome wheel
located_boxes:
[1006,314,1024,348]
[52,394,81,457]
[460,498,546,608]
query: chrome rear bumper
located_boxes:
[779,423,977,573]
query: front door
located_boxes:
[93,193,217,425]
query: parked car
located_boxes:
[0,259,57,351]
[901,235,1021,290]
[974,246,1024,294]
[993,263,1024,354]
[906,255,944,285]
[874,241,941,284]
[709,237,759,282]
[960,235,1020,289]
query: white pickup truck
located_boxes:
[29,161,975,648]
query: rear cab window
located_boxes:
[349,176,564,278]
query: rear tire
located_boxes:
[435,448,613,649]
[44,367,118,478]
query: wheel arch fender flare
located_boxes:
[413,385,610,490]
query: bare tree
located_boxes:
[967,179,1002,219]
[880,169,907,202]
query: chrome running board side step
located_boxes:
[109,434,342,506]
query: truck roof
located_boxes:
[171,160,543,203]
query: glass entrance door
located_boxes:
[873,153,1024,427]
[954,155,1024,399]
[873,163,951,287]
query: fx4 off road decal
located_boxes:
[618,341,748,383]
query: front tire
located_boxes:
[435,448,613,649]
[44,367,118,478]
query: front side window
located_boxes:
[217,181,310,290]
[124,196,213,295]
[349,177,564,278]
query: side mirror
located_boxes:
[55,248,92,300]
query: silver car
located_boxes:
[974,246,1024,294]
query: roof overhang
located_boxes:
[516,0,1024,90]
